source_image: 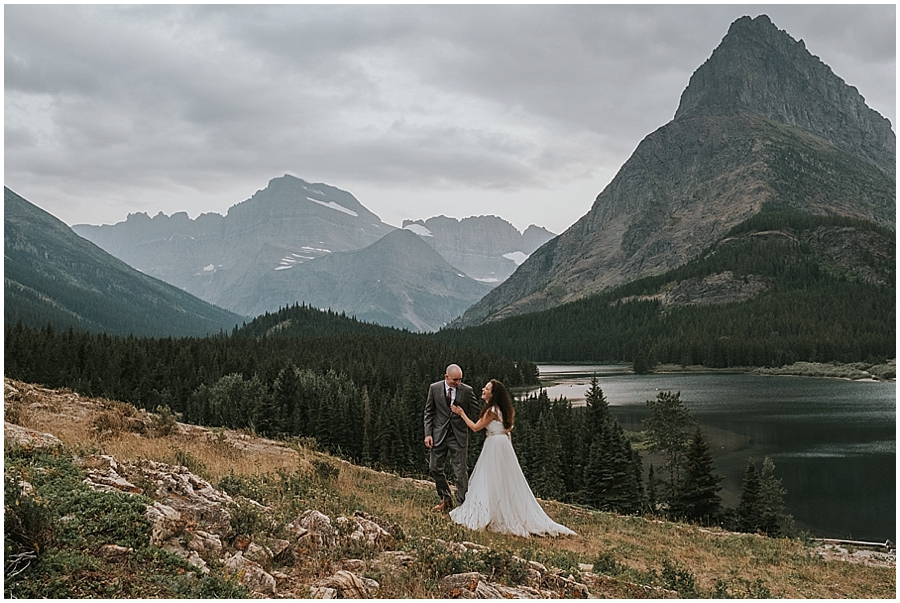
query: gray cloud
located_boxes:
[4,4,895,234]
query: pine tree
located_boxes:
[737,458,762,533]
[672,428,723,524]
[643,390,696,500]
[582,417,642,513]
[531,413,566,500]
[272,364,300,435]
[758,456,788,536]
[647,464,658,512]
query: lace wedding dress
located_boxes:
[449,407,576,538]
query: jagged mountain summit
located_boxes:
[455,14,895,327]
[224,228,493,331]
[73,174,396,315]
[4,188,241,337]
[401,215,555,284]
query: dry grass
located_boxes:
[4,378,895,598]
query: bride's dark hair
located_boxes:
[478,378,515,430]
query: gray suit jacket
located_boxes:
[424,380,478,449]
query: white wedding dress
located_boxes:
[449,407,576,538]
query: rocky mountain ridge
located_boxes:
[223,228,494,331]
[402,216,555,284]
[454,14,895,327]
[73,174,554,329]
[73,174,395,314]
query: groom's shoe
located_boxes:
[432,499,453,513]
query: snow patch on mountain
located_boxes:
[404,223,433,237]
[503,251,529,265]
[307,197,358,217]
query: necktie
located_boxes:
[447,388,453,405]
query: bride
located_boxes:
[449,379,575,538]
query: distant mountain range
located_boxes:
[402,216,554,284]
[454,15,895,327]
[4,187,242,337]
[73,174,554,331]
[225,228,493,331]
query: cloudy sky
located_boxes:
[4,3,896,234]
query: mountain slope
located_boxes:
[72,174,396,313]
[435,207,895,365]
[4,188,242,337]
[455,15,895,327]
[401,215,555,284]
[225,229,494,331]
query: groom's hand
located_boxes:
[424,435,433,449]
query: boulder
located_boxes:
[4,422,63,450]
[223,551,277,596]
[145,501,185,545]
[315,569,376,599]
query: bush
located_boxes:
[4,469,53,580]
[151,405,181,437]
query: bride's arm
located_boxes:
[451,404,497,433]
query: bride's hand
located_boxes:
[450,403,463,415]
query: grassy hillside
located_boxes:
[5,379,894,598]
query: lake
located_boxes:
[522,364,895,542]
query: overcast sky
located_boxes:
[4,3,896,234]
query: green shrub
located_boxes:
[4,469,53,580]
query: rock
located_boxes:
[372,550,415,571]
[140,461,234,536]
[338,514,392,549]
[187,551,210,574]
[439,572,502,599]
[187,530,223,554]
[541,572,592,598]
[98,544,132,560]
[4,422,63,450]
[223,551,277,596]
[493,583,545,598]
[244,542,273,567]
[354,510,403,539]
[145,501,185,545]
[341,558,366,573]
[309,586,337,599]
[293,509,337,548]
[84,466,142,494]
[316,569,374,599]
[265,537,291,558]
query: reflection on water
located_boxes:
[524,364,896,542]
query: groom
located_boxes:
[423,363,478,513]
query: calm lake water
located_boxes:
[523,365,895,542]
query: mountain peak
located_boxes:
[674,15,894,171]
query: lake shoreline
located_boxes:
[533,360,895,383]
[655,360,896,382]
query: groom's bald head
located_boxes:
[445,364,462,386]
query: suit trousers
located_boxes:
[430,438,468,505]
